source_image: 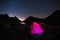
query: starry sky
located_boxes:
[0,0,60,21]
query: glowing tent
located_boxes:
[30,22,44,37]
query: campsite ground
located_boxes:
[21,24,60,40]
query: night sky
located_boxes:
[0,0,60,21]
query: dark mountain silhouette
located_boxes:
[44,10,60,40]
[0,14,22,40]
[45,10,60,25]
[24,16,45,26]
[0,13,60,40]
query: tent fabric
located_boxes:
[30,22,44,35]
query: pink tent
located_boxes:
[30,22,44,35]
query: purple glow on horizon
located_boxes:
[30,22,44,35]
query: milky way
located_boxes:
[0,0,60,20]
